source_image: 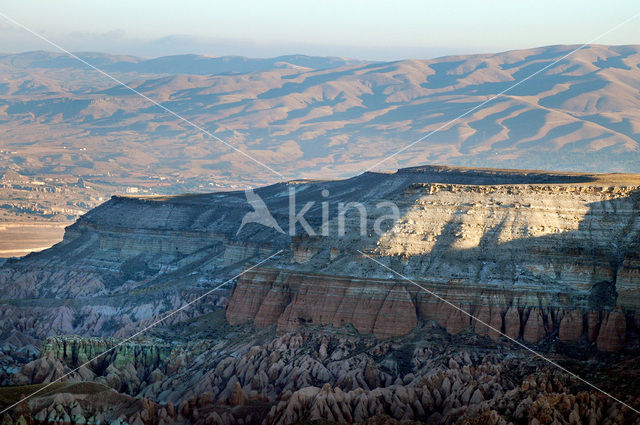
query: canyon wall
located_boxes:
[226,268,637,351]
[226,176,640,352]
[2,167,639,350]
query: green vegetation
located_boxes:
[0,382,109,408]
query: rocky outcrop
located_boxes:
[229,382,246,407]
[263,352,637,425]
[228,270,419,339]
[227,268,638,351]
[588,311,601,342]
[559,310,584,342]
[503,307,521,339]
[2,167,639,351]
[6,321,640,425]
[473,304,503,340]
[596,309,627,352]
[238,171,640,352]
[522,309,546,344]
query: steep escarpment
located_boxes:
[227,268,638,351]
[0,191,283,299]
[225,178,640,352]
[2,166,639,348]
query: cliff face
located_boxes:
[1,166,639,350]
[372,182,640,311]
[224,171,640,352]
[225,268,633,351]
[226,269,418,339]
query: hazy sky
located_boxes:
[0,0,639,60]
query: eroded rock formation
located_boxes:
[227,268,640,350]
[1,165,640,423]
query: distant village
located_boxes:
[0,169,242,223]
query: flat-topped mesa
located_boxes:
[226,168,640,352]
[405,182,639,195]
[397,165,597,184]
[2,165,639,351]
[396,165,640,186]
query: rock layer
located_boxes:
[227,270,418,339]
[226,268,637,350]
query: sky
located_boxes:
[0,0,639,60]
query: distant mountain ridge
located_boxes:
[0,50,366,75]
[0,44,639,189]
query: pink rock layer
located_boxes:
[226,268,634,351]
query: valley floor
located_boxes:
[0,222,70,258]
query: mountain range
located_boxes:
[1,44,639,187]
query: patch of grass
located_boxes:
[0,383,63,406]
[0,382,109,408]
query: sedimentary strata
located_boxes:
[1,166,640,423]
